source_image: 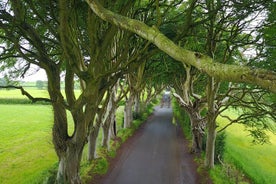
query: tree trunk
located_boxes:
[102,86,117,147]
[189,111,204,153]
[204,77,219,168]
[110,114,117,139]
[47,69,85,184]
[56,143,83,184]
[52,104,87,183]
[124,95,134,128]
[102,122,110,148]
[205,118,216,168]
[134,93,141,117]
[88,117,101,161]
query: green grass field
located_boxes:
[0,104,57,184]
[0,89,49,99]
[0,103,126,184]
[217,115,276,184]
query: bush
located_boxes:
[215,132,226,164]
[92,157,108,175]
[172,99,191,139]
[0,98,50,105]
[133,111,142,120]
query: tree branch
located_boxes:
[85,0,276,93]
[0,85,52,103]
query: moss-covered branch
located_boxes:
[85,0,276,93]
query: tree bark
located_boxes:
[56,143,83,184]
[85,0,276,93]
[189,111,204,153]
[88,115,102,161]
[134,93,141,118]
[124,94,134,128]
[204,77,219,168]
[110,114,117,139]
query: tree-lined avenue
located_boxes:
[99,107,202,184]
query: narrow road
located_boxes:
[100,106,201,184]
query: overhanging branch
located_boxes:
[0,85,52,103]
[85,0,276,93]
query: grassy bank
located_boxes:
[220,116,276,184]
[0,101,155,183]
[172,100,276,184]
[210,115,276,184]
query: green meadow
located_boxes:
[0,87,126,184]
[214,114,276,184]
[0,104,57,184]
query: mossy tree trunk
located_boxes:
[204,77,220,168]
[124,92,134,128]
[173,64,206,153]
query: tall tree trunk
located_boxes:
[47,69,85,184]
[205,117,216,168]
[109,112,117,139]
[188,111,204,153]
[51,101,87,184]
[205,77,219,168]
[134,93,141,117]
[88,115,102,161]
[124,94,134,128]
[102,119,111,148]
[56,143,84,184]
[102,86,118,147]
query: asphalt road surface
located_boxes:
[100,106,201,184]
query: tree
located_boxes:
[0,0,140,183]
[86,0,276,169]
[36,80,44,89]
[86,0,276,93]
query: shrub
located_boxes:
[215,132,226,164]
[172,99,191,139]
[93,157,108,175]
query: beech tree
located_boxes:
[1,0,275,182]
[86,0,276,93]
[0,0,141,183]
[86,0,276,169]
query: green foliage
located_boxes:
[0,98,50,105]
[214,132,226,164]
[133,111,142,120]
[35,80,45,89]
[0,78,7,85]
[217,114,276,184]
[92,157,108,175]
[172,98,191,139]
[210,164,249,184]
[210,165,232,184]
[117,127,134,143]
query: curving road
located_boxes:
[100,106,201,184]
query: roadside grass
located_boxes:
[0,102,150,183]
[172,101,276,184]
[213,113,276,184]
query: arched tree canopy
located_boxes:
[85,0,276,93]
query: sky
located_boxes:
[0,65,48,82]
[21,69,47,82]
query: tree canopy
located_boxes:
[1,0,276,182]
